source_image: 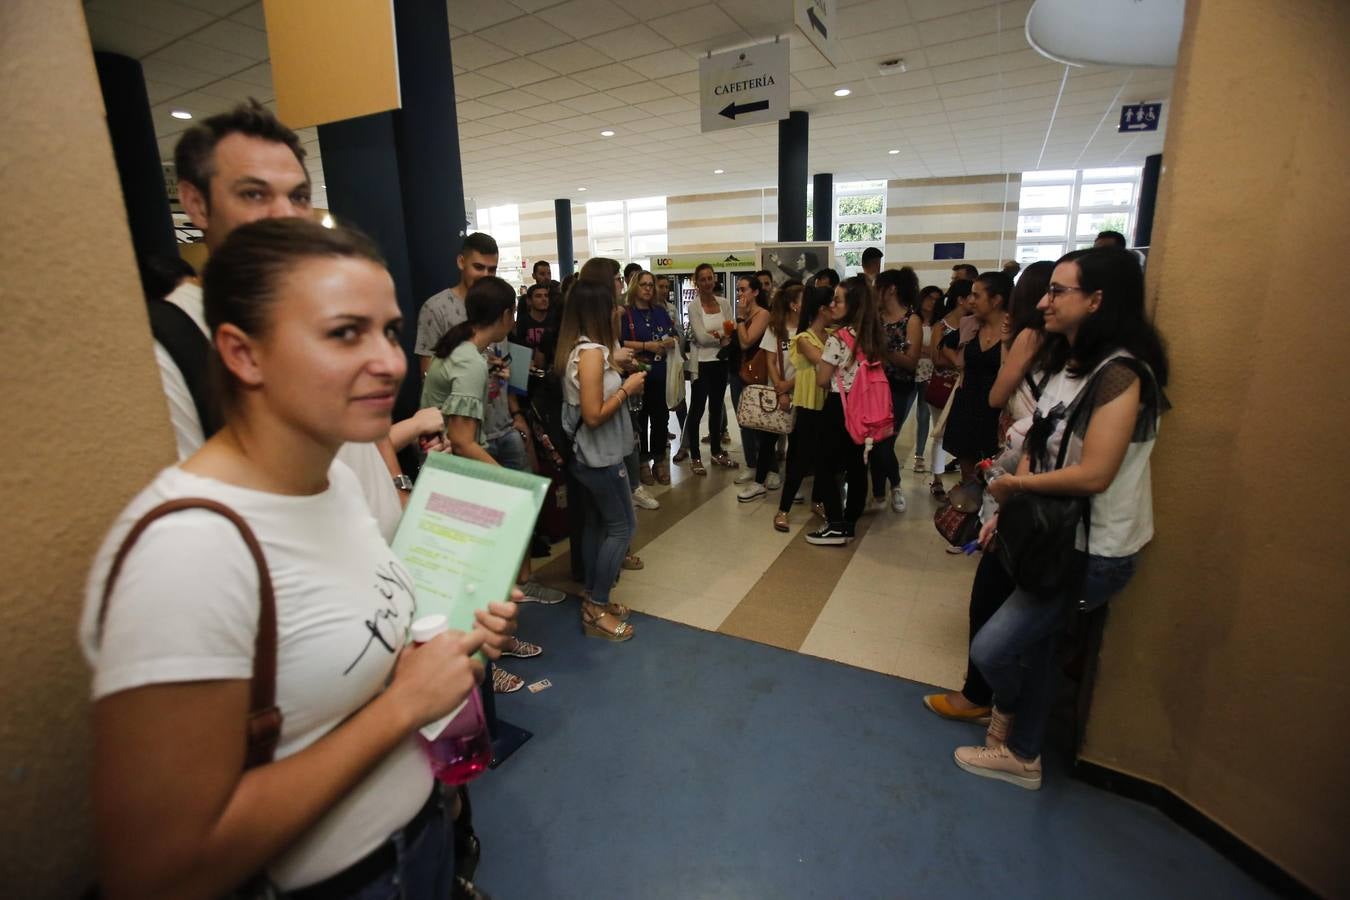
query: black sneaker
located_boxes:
[805,524,852,545]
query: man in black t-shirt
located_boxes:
[512,281,560,385]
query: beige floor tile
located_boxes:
[904,598,971,653]
[815,587,917,639]
[891,639,967,690]
[798,620,903,676]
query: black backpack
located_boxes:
[146,299,222,439]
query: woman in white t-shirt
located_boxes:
[80,219,518,897]
[681,263,737,474]
[740,282,803,501]
[951,247,1168,791]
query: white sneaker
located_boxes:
[632,486,660,510]
[737,483,768,502]
[891,487,907,513]
[765,472,782,491]
[734,470,755,485]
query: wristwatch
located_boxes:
[392,474,414,492]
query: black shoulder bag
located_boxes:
[993,376,1096,598]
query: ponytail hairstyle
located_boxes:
[797,284,833,333]
[944,279,973,318]
[432,275,515,359]
[203,217,385,410]
[874,266,919,312]
[837,276,887,364]
[769,282,804,343]
[738,274,769,312]
[975,270,1014,315]
[554,277,622,375]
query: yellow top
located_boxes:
[790,330,827,411]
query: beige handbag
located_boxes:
[736,383,795,434]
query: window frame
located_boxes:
[1016,167,1141,263]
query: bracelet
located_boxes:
[616,387,628,401]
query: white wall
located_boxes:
[666,188,777,254]
[884,174,1021,286]
[518,199,589,273]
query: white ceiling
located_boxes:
[85,0,1173,209]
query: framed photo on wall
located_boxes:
[755,241,835,287]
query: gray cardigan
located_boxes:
[684,294,734,379]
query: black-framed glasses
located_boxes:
[638,281,655,289]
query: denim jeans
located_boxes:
[869,380,915,497]
[486,428,527,472]
[569,459,637,605]
[969,553,1138,760]
[685,360,728,460]
[280,792,453,899]
[900,383,930,463]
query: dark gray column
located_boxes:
[777,110,809,242]
[94,52,176,276]
[555,199,574,278]
[317,0,467,424]
[1134,153,1162,248]
[813,172,833,245]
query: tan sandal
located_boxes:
[654,461,671,485]
[710,453,739,469]
[622,553,644,570]
[690,460,707,476]
[582,591,630,620]
[582,602,634,642]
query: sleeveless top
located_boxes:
[562,339,634,468]
[880,310,915,384]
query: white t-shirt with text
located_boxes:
[79,463,431,890]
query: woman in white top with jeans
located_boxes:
[952,247,1168,790]
[79,220,518,897]
[555,278,647,642]
[682,263,737,474]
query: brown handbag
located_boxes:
[97,498,282,769]
[738,344,768,385]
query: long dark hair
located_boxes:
[433,275,515,359]
[797,284,833,333]
[918,285,945,325]
[738,274,769,311]
[204,218,385,407]
[1008,260,1053,337]
[975,271,1014,315]
[837,276,886,364]
[1040,248,1169,386]
[554,278,621,375]
[769,282,803,343]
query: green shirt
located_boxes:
[421,341,488,446]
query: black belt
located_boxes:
[289,789,439,899]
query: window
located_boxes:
[1016,167,1142,262]
[833,180,886,277]
[587,196,667,269]
[473,204,523,290]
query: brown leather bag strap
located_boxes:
[97,497,280,767]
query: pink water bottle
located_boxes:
[410,614,493,785]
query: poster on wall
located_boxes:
[755,242,835,287]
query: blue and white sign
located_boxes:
[1119,102,1162,132]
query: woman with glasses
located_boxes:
[949,247,1168,790]
[620,270,677,485]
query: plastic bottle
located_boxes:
[626,362,648,412]
[409,614,493,785]
[978,458,1007,485]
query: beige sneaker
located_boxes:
[953,743,1042,790]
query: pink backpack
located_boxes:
[834,328,895,455]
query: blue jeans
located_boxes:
[969,553,1138,760]
[285,791,453,899]
[569,460,637,605]
[486,429,527,472]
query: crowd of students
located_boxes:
[83,100,1167,896]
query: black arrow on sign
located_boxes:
[719,99,770,120]
[807,7,827,38]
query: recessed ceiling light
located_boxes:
[577,187,587,192]
[888,149,900,155]
[833,88,851,97]
[600,130,615,137]
[713,169,724,174]
[170,110,192,119]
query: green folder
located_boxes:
[392,453,549,643]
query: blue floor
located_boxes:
[471,603,1270,900]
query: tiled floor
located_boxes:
[534,400,982,691]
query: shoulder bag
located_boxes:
[98,498,281,768]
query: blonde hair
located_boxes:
[623,269,654,307]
